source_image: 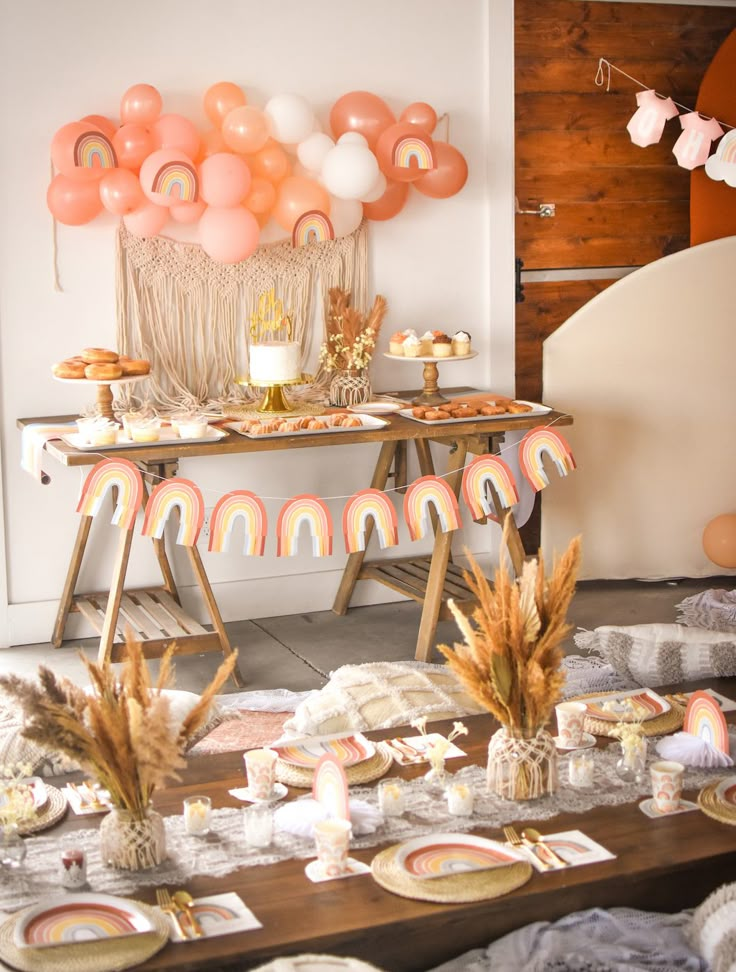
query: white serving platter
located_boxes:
[61,426,228,451]
[15,893,154,949]
[53,374,149,387]
[225,414,388,439]
[399,400,551,425]
[394,833,525,880]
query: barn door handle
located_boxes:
[515,197,556,218]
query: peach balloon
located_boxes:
[81,114,118,140]
[170,199,207,224]
[140,149,198,208]
[199,152,251,208]
[199,128,228,160]
[703,514,736,568]
[222,105,270,155]
[247,139,291,184]
[113,123,154,171]
[151,113,200,159]
[399,102,438,133]
[376,122,435,183]
[330,90,395,150]
[413,141,468,199]
[99,169,144,215]
[51,121,115,182]
[120,84,162,126]
[199,205,260,263]
[243,176,276,214]
[273,176,330,232]
[47,174,103,224]
[362,179,408,221]
[123,200,169,237]
[204,81,246,129]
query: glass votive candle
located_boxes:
[183,795,212,836]
[378,778,406,817]
[59,845,87,889]
[568,750,595,788]
[243,804,274,848]
[446,781,474,816]
[244,748,278,801]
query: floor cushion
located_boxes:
[676,589,736,633]
[690,882,736,972]
[575,623,736,687]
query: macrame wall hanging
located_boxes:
[115,221,368,413]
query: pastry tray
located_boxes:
[225,414,389,439]
[61,426,228,451]
[399,400,551,425]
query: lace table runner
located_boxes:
[2,743,732,913]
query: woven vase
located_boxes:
[329,369,371,407]
[486,725,558,801]
[99,806,166,870]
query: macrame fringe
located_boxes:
[115,222,369,414]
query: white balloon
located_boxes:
[338,132,368,147]
[297,132,335,173]
[322,144,380,201]
[328,196,363,238]
[361,172,387,203]
[264,93,315,145]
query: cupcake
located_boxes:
[403,334,423,357]
[419,330,435,356]
[432,333,453,358]
[389,332,407,356]
[452,330,471,356]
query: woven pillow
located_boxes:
[282,661,485,737]
[690,882,736,971]
[575,623,736,687]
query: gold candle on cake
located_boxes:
[244,287,304,413]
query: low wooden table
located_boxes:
[51,676,736,971]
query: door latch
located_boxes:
[515,198,556,218]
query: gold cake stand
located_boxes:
[235,374,324,416]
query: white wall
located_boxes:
[0,0,516,647]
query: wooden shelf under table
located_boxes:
[359,556,475,618]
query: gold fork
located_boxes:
[156,888,189,939]
[503,825,552,870]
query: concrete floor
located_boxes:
[0,576,730,694]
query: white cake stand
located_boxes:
[54,374,149,420]
[383,352,478,406]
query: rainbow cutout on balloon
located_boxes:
[342,488,398,553]
[518,428,576,492]
[312,753,350,822]
[403,476,462,542]
[276,494,333,557]
[395,835,522,880]
[208,490,267,556]
[393,133,436,171]
[141,477,205,547]
[684,691,730,755]
[76,458,143,531]
[292,209,335,247]
[74,131,117,171]
[461,454,519,522]
[151,160,199,202]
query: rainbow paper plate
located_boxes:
[274,733,375,768]
[394,834,525,880]
[15,894,154,949]
[582,688,670,723]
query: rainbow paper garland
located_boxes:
[312,753,350,822]
[276,494,333,557]
[403,476,462,542]
[76,458,143,531]
[208,490,267,556]
[518,428,576,492]
[684,691,730,755]
[461,454,519,522]
[141,477,205,547]
[342,488,398,553]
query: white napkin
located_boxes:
[274,797,384,838]
[656,731,733,768]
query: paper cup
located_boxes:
[244,748,278,800]
[555,701,586,747]
[313,818,352,877]
[651,760,684,813]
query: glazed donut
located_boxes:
[119,358,150,376]
[508,401,533,414]
[84,362,123,381]
[52,359,86,379]
[480,404,508,416]
[451,407,478,418]
[81,347,119,364]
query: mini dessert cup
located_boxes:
[127,416,162,443]
[76,417,118,446]
[173,413,209,439]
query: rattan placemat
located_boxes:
[275,742,393,789]
[698,780,736,826]
[0,900,168,972]
[567,691,685,738]
[371,843,533,903]
[18,785,67,836]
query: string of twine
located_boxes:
[595,57,735,131]
[50,158,62,293]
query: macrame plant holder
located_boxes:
[115,223,368,413]
[487,726,558,801]
[99,805,166,871]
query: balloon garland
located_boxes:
[46,82,469,264]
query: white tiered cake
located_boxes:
[249,342,301,384]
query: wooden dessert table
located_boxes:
[18,402,572,666]
[47,676,736,972]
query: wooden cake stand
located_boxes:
[383,352,478,406]
[53,374,150,420]
[235,374,324,416]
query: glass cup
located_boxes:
[555,701,587,747]
[243,804,274,848]
[244,748,278,801]
[378,778,406,817]
[183,795,212,836]
[313,818,352,878]
[59,841,87,889]
[651,760,685,813]
[568,749,595,788]
[446,781,474,816]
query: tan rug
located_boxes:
[188,710,290,756]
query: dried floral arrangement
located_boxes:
[0,761,36,830]
[318,287,387,372]
[440,529,581,735]
[0,639,236,818]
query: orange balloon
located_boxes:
[375,122,435,183]
[243,176,276,214]
[362,179,408,221]
[204,81,246,129]
[247,139,291,184]
[80,114,118,140]
[330,91,395,150]
[413,141,468,199]
[170,199,207,224]
[112,123,154,171]
[399,102,437,134]
[199,205,260,263]
[120,84,162,126]
[702,514,736,568]
[222,106,270,155]
[151,113,200,159]
[99,169,144,215]
[199,128,228,160]
[123,200,169,237]
[273,176,330,232]
[47,174,103,224]
[51,121,116,182]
